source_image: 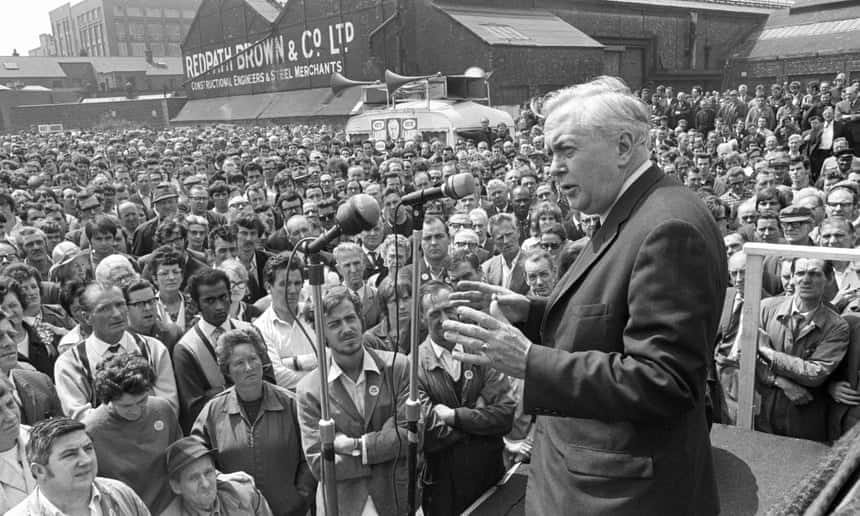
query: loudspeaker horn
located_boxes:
[384,69,440,96]
[330,72,377,96]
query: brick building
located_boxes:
[175,0,784,123]
[50,0,200,58]
[727,0,860,86]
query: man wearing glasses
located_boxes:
[824,181,858,222]
[779,205,815,246]
[53,283,178,421]
[452,228,489,263]
[124,279,183,354]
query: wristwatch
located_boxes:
[350,438,361,457]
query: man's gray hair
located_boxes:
[542,76,651,148]
[488,213,517,235]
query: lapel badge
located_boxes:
[154,420,165,431]
[421,273,430,281]
[464,370,474,380]
[369,385,380,396]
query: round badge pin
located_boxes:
[421,273,430,281]
[369,385,380,396]
[464,370,474,380]
[154,420,165,431]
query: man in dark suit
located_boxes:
[446,78,724,515]
[481,213,529,295]
[131,182,180,257]
[234,213,270,304]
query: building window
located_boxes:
[182,9,195,18]
[130,22,145,40]
[150,42,165,56]
[126,7,143,17]
[116,23,127,40]
[118,43,129,56]
[164,8,180,18]
[166,23,181,42]
[130,42,146,56]
[147,23,163,40]
[113,5,124,17]
[145,7,161,17]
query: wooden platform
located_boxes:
[465,424,830,515]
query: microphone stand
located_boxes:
[403,203,424,516]
[307,252,339,516]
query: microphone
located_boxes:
[399,173,476,206]
[301,194,380,254]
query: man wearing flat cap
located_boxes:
[161,436,273,516]
[779,205,816,246]
[132,182,179,257]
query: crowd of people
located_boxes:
[0,69,855,515]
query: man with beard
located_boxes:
[53,283,178,421]
[234,214,270,304]
[296,287,416,515]
[173,269,274,432]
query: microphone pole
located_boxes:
[303,193,379,516]
[401,173,475,515]
[307,251,339,516]
[405,205,423,516]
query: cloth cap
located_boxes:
[778,205,813,223]
[166,436,216,477]
[152,182,179,204]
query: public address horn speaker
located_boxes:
[330,72,376,96]
[384,70,440,96]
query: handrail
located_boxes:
[736,243,860,429]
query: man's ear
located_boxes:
[30,462,46,480]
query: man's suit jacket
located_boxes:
[481,253,529,295]
[243,250,271,304]
[296,349,417,516]
[10,369,62,425]
[520,165,724,515]
[131,217,160,257]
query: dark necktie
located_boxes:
[107,344,121,354]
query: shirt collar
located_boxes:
[37,483,102,515]
[198,318,231,338]
[599,159,652,225]
[329,349,379,384]
[430,339,462,359]
[264,306,293,327]
[88,331,132,356]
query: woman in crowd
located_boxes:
[192,328,315,516]
[216,258,262,323]
[152,247,192,331]
[83,353,181,515]
[0,277,57,378]
[525,201,564,249]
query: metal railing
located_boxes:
[736,243,860,429]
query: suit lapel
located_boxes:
[364,370,382,429]
[329,379,363,423]
[546,165,664,317]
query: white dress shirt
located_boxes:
[253,306,317,390]
[821,121,834,149]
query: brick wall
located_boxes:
[727,53,860,85]
[8,97,187,131]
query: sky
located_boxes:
[0,0,65,56]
